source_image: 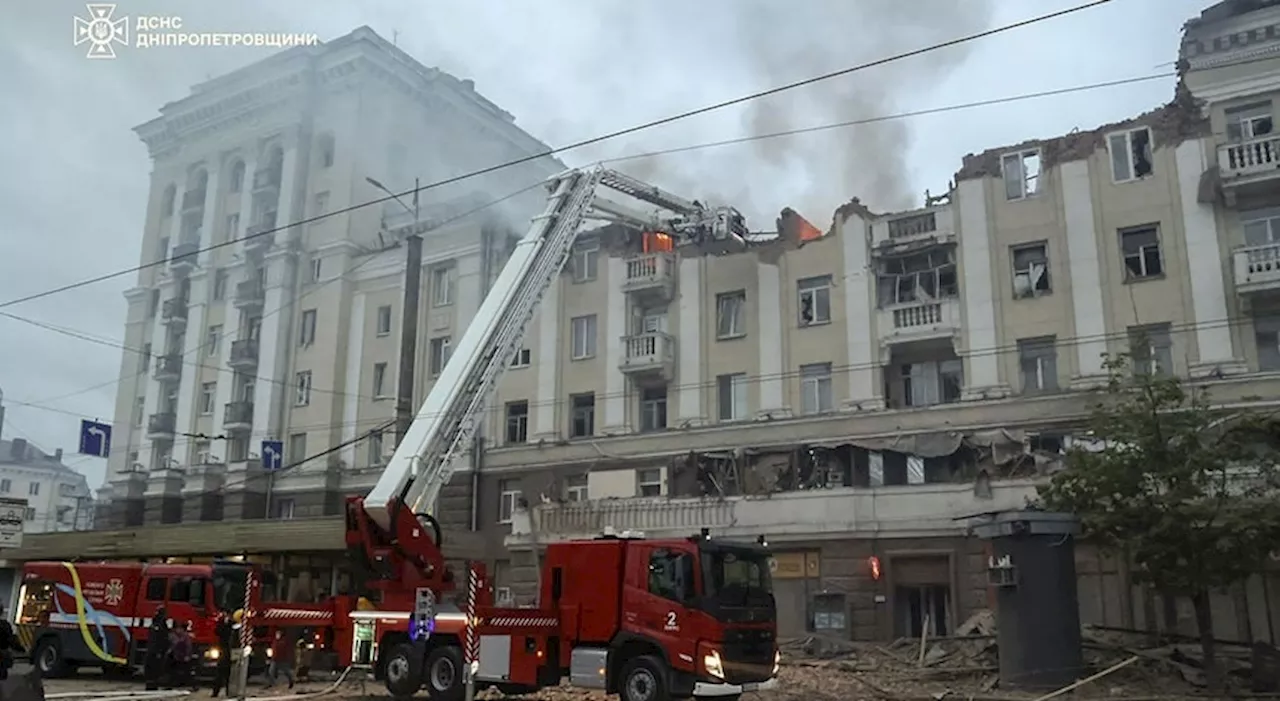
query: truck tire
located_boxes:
[382,642,424,698]
[620,655,671,701]
[423,645,464,701]
[33,637,70,678]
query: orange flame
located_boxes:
[777,208,825,244]
[643,231,675,253]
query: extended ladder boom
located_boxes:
[362,166,750,533]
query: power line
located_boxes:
[0,0,1112,312]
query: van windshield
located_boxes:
[211,565,249,613]
[700,547,773,604]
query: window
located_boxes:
[1011,243,1051,298]
[368,430,384,466]
[1225,102,1274,142]
[273,499,296,520]
[640,387,668,432]
[229,161,245,193]
[505,401,529,444]
[1129,324,1173,377]
[372,362,389,398]
[498,479,521,523]
[1002,149,1042,200]
[1108,127,1154,182]
[429,337,452,376]
[798,276,832,325]
[288,433,307,465]
[900,360,964,407]
[1243,208,1280,247]
[0,480,10,494]
[24,507,35,521]
[376,305,393,336]
[564,474,588,502]
[1018,337,1059,393]
[212,269,228,300]
[145,578,167,601]
[572,238,599,282]
[133,397,145,426]
[800,363,833,414]
[570,393,595,438]
[309,257,322,283]
[647,549,695,603]
[431,265,455,307]
[1120,225,1163,280]
[1254,316,1280,371]
[294,370,313,406]
[205,325,221,357]
[876,248,959,307]
[200,382,217,414]
[511,348,531,368]
[313,191,330,217]
[317,133,335,168]
[299,309,317,346]
[716,291,746,339]
[637,468,663,497]
[717,373,749,421]
[28,482,39,497]
[225,213,240,242]
[571,315,597,359]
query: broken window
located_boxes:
[876,248,958,308]
[900,359,963,408]
[1128,324,1173,377]
[1119,225,1163,280]
[1011,243,1051,298]
[1225,101,1274,142]
[798,276,832,326]
[1243,207,1280,247]
[1108,127,1153,182]
[1002,149,1041,200]
[716,290,746,338]
[1018,337,1059,393]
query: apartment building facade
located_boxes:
[96,26,561,527]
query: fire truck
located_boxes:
[13,559,268,677]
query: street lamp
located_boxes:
[366,175,423,446]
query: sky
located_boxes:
[0,0,1209,490]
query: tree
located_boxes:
[1038,353,1280,689]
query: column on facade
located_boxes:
[532,279,561,440]
[1060,160,1110,387]
[840,214,882,410]
[456,254,482,329]
[275,140,301,245]
[755,261,790,417]
[676,257,705,424]
[1176,139,1248,375]
[602,257,628,433]
[173,273,209,460]
[251,253,290,442]
[197,163,221,262]
[137,282,173,473]
[236,153,258,250]
[955,178,1010,399]
[341,291,367,468]
[211,266,243,463]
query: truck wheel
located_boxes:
[620,655,671,701]
[33,637,70,678]
[382,642,424,698]
[424,646,465,701]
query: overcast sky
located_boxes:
[1,0,1206,489]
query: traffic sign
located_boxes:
[261,440,284,471]
[78,420,112,458]
[0,497,28,549]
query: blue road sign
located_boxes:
[78,420,112,458]
[261,440,284,471]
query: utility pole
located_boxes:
[396,177,422,446]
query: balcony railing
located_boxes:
[147,412,176,437]
[1220,135,1279,180]
[223,401,254,429]
[244,220,276,249]
[234,280,264,308]
[180,189,206,212]
[154,354,182,381]
[622,253,676,300]
[170,241,199,269]
[228,339,259,369]
[621,331,675,370]
[161,298,187,326]
[879,298,961,344]
[1233,242,1280,293]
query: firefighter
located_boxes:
[143,607,170,690]
[209,612,235,698]
[265,630,295,690]
[0,604,23,681]
[169,621,195,690]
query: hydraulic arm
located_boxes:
[344,166,752,593]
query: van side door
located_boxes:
[624,544,698,676]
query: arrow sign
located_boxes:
[78,420,112,458]
[261,440,284,471]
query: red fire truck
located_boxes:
[13,559,269,677]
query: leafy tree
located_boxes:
[1038,353,1280,689]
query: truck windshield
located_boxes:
[211,565,249,613]
[701,548,773,603]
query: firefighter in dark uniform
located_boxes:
[210,611,235,697]
[143,606,169,690]
[0,604,23,680]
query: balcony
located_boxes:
[180,189,206,213]
[1233,243,1280,295]
[161,298,188,330]
[878,298,962,346]
[252,168,281,194]
[170,241,199,272]
[507,479,1043,547]
[234,280,264,310]
[228,339,259,371]
[621,253,676,303]
[620,331,675,383]
[146,412,176,439]
[223,401,254,432]
[1219,135,1280,200]
[244,220,276,252]
[153,353,182,382]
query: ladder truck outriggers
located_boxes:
[267,167,779,700]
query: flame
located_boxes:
[777,208,825,243]
[643,231,675,253]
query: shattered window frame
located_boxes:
[564,473,588,502]
[1017,336,1059,394]
[1107,126,1154,183]
[1001,149,1041,201]
[571,236,599,283]
[636,468,664,497]
[1010,242,1052,298]
[1224,101,1274,142]
[876,248,959,308]
[715,290,747,339]
[799,362,834,415]
[1242,208,1280,247]
[1119,224,1164,281]
[797,275,833,326]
